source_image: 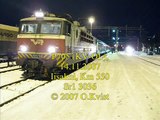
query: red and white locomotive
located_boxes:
[16,10,110,78]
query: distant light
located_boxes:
[112,30,116,33]
[125,46,135,56]
[112,37,115,40]
[88,17,95,24]
[118,37,120,40]
[152,35,155,38]
[35,10,44,18]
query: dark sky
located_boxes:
[0,0,160,34]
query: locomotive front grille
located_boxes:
[18,53,51,60]
[27,59,42,69]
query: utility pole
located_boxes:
[138,25,142,51]
[88,25,144,50]
[115,28,119,52]
[125,25,128,37]
[108,26,110,37]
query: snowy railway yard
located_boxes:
[0,63,49,107]
[0,52,160,120]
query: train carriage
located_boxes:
[0,24,18,58]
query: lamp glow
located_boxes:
[47,46,56,53]
[35,10,44,18]
[125,46,135,56]
[112,37,115,40]
[88,16,95,34]
[112,29,116,33]
[19,45,28,52]
[88,17,95,24]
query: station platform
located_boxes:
[1,53,160,120]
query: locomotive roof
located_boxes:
[0,24,18,32]
[20,17,72,24]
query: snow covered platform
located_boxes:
[135,51,160,65]
[1,53,160,120]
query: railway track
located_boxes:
[0,78,28,89]
[0,65,17,69]
[0,58,16,63]
[137,57,160,66]
[0,63,83,107]
[0,79,50,107]
[143,56,160,62]
[0,68,21,74]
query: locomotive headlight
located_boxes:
[35,10,44,18]
[19,45,28,52]
[47,46,56,53]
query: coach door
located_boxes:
[64,21,72,53]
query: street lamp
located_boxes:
[88,16,95,34]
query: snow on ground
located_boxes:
[0,62,16,68]
[0,62,21,75]
[0,63,48,105]
[0,70,23,86]
[120,51,160,65]
[1,53,160,120]
[134,51,160,65]
[0,79,47,104]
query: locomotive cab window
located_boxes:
[21,24,38,33]
[40,22,61,34]
[64,22,71,36]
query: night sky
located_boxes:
[0,0,160,34]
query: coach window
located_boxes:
[64,22,71,36]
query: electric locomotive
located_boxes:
[17,10,109,78]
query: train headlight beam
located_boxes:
[47,46,57,53]
[35,10,44,18]
[19,45,28,52]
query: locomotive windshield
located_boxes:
[40,22,61,34]
[20,21,62,34]
[21,23,38,33]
